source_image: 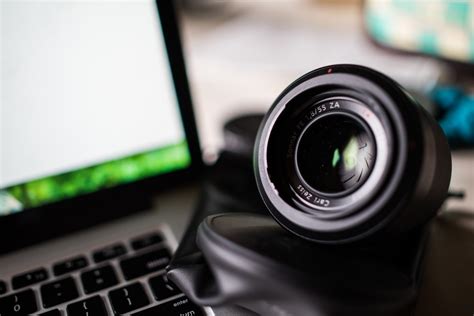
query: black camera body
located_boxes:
[255,64,451,244]
[168,65,452,316]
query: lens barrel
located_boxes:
[254,64,451,244]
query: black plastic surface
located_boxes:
[169,213,427,316]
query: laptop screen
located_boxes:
[0,1,192,215]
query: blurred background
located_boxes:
[0,2,472,315]
[176,0,474,210]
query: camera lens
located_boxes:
[255,64,451,244]
[296,113,375,195]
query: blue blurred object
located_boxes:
[431,86,474,147]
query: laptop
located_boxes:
[0,1,213,315]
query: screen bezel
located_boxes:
[0,0,203,254]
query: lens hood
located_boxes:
[255,64,451,244]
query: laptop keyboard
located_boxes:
[0,231,206,315]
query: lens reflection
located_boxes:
[296,113,376,194]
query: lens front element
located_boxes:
[296,114,376,195]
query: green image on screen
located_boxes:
[0,141,191,215]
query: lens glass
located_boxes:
[296,113,376,194]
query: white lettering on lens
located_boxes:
[297,185,313,201]
[314,197,330,207]
[330,101,340,109]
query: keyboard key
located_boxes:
[40,277,79,308]
[67,295,107,316]
[0,280,7,295]
[149,274,181,301]
[120,248,171,280]
[131,297,204,316]
[53,256,88,276]
[39,309,62,315]
[81,265,118,294]
[130,233,163,251]
[93,243,127,263]
[12,267,48,290]
[0,289,38,315]
[109,282,150,315]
